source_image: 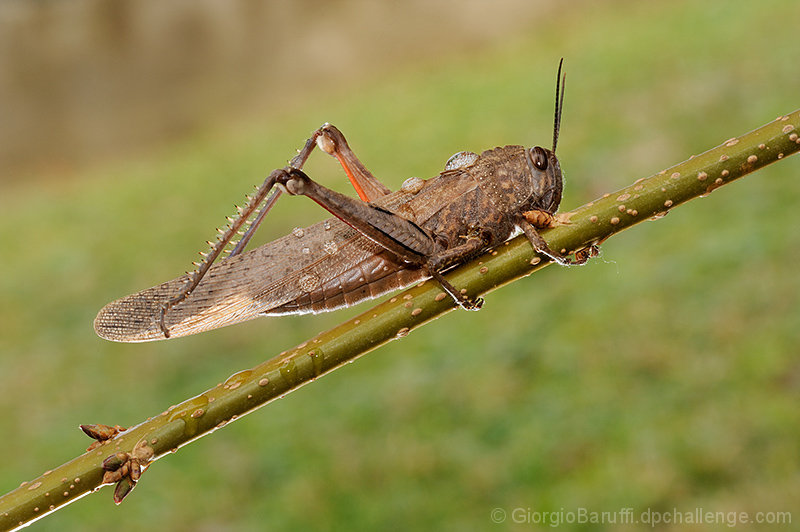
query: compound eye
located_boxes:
[532,146,548,170]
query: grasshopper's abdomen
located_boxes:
[268,249,427,314]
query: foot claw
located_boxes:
[461,297,484,311]
[571,244,600,265]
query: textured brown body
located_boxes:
[94,144,563,342]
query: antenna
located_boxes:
[552,58,566,153]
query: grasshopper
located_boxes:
[95,60,591,343]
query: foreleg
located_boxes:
[518,210,596,266]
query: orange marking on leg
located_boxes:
[335,153,370,202]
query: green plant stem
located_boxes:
[1,111,798,531]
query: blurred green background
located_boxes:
[1,1,799,530]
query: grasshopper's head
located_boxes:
[521,59,566,214]
[523,145,562,213]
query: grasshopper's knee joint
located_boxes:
[277,168,308,196]
[316,130,336,155]
[285,177,305,195]
[316,123,344,156]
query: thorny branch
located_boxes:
[1,110,798,531]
